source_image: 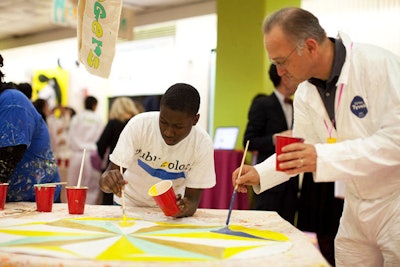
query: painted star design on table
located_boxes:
[0,217,291,262]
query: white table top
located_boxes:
[0,202,329,267]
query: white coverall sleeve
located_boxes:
[252,153,292,194]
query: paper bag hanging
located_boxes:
[77,0,123,78]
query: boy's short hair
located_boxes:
[85,96,98,110]
[160,83,200,116]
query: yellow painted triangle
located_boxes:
[96,235,144,260]
[223,245,263,258]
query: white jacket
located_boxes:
[68,110,103,152]
[255,32,400,200]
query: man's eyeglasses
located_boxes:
[270,46,297,68]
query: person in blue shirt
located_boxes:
[0,54,61,202]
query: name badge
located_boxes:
[327,137,337,144]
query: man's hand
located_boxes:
[231,143,317,191]
[277,142,317,174]
[232,165,261,193]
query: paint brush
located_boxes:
[225,140,249,226]
[121,190,127,224]
[76,149,86,188]
[120,165,127,225]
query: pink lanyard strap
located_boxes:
[323,41,352,138]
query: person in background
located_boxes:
[48,106,76,161]
[0,54,61,202]
[47,105,76,202]
[16,82,32,100]
[96,97,142,205]
[33,98,51,123]
[99,83,216,218]
[67,96,104,204]
[232,7,400,266]
[243,63,299,224]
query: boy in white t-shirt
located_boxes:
[99,83,216,218]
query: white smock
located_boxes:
[67,109,104,204]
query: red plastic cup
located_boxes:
[66,186,88,214]
[34,184,56,212]
[275,135,305,171]
[148,180,180,216]
[0,183,8,210]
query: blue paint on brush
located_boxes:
[225,189,237,226]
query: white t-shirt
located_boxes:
[110,111,216,207]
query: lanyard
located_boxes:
[323,41,353,141]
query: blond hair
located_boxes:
[109,97,140,122]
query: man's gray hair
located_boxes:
[263,7,326,45]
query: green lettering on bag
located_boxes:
[87,0,108,69]
[94,2,106,21]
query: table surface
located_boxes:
[0,202,329,267]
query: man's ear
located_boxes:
[193,114,200,125]
[304,38,318,55]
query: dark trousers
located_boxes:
[102,192,114,205]
[252,176,299,225]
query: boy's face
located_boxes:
[159,105,199,146]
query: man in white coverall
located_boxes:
[233,7,400,267]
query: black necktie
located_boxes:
[284,97,293,105]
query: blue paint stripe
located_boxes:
[137,159,186,180]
